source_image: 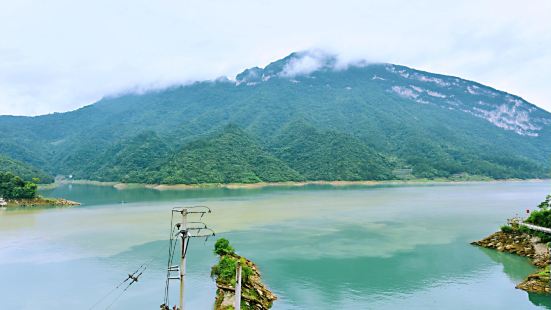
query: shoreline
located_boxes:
[472,231,550,294]
[40,178,550,191]
[3,197,81,208]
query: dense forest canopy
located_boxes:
[0,155,53,184]
[0,172,38,200]
[0,52,550,184]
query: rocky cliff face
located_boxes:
[472,231,550,294]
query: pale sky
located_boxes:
[1,0,550,116]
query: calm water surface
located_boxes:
[0,181,550,309]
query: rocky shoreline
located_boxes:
[4,197,80,208]
[472,231,550,294]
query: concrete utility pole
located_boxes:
[164,206,214,310]
[179,210,187,310]
[235,262,242,310]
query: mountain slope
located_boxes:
[0,155,54,183]
[0,51,549,183]
[79,131,172,183]
[271,122,396,180]
[153,126,303,184]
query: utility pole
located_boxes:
[235,261,242,310]
[164,206,215,310]
[179,210,187,310]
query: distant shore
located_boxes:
[40,178,550,191]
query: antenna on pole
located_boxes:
[162,206,215,310]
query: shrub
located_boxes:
[500,225,514,233]
[536,195,551,210]
[214,238,235,256]
[211,255,237,285]
[525,209,551,229]
[524,209,551,242]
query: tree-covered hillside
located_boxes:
[271,122,396,180]
[0,155,53,183]
[154,126,303,184]
[0,52,550,184]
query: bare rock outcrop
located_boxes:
[472,230,550,294]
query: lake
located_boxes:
[0,181,550,309]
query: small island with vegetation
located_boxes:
[211,238,277,310]
[0,172,79,208]
[472,195,550,294]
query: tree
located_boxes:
[0,172,38,200]
[537,195,551,210]
[214,238,235,256]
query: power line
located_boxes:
[105,270,144,310]
[88,240,168,310]
[90,205,215,310]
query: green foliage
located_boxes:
[0,155,53,184]
[525,209,551,229]
[500,225,514,233]
[240,258,253,282]
[523,196,551,242]
[211,239,253,287]
[0,172,38,199]
[271,122,395,181]
[68,131,171,182]
[211,255,237,285]
[537,265,550,278]
[214,238,235,256]
[154,126,303,184]
[211,255,254,287]
[537,195,551,210]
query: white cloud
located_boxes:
[280,51,328,77]
[0,0,550,115]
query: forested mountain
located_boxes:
[0,155,53,183]
[0,51,550,184]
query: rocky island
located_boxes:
[2,197,80,208]
[472,195,551,294]
[211,238,277,310]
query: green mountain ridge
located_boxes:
[0,51,550,184]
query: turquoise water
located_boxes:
[0,181,549,309]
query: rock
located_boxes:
[472,230,550,295]
[212,254,277,310]
[516,266,550,294]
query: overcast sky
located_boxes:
[1,0,550,116]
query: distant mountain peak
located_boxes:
[234,52,550,136]
[236,50,338,85]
